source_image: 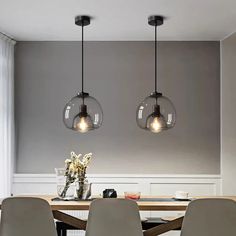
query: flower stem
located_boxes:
[60,181,71,198]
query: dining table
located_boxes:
[1,195,236,236]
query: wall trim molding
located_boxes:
[13,173,222,185]
[13,173,222,181]
[12,173,222,197]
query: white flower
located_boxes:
[65,159,72,164]
[64,151,93,179]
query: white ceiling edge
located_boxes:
[1,27,235,42]
[13,39,223,42]
[220,30,236,42]
[1,0,236,42]
[2,28,235,42]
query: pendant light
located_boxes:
[136,16,176,133]
[63,16,103,133]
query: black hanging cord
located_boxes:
[75,15,91,107]
[148,15,163,107]
[81,24,84,94]
[81,24,86,105]
[154,25,157,93]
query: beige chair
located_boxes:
[180,198,236,236]
[0,197,57,236]
[143,198,236,236]
[85,198,143,236]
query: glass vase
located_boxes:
[55,168,76,200]
[76,177,92,200]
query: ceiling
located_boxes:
[1,0,236,41]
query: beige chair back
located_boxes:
[181,198,236,236]
[0,197,57,236]
[85,199,143,236]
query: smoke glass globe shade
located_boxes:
[63,93,103,132]
[136,93,176,132]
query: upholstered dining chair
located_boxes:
[85,198,143,236]
[0,197,57,236]
[180,198,236,236]
[143,198,236,236]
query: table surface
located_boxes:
[1,195,236,211]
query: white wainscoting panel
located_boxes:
[12,174,221,236]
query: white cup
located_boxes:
[175,191,189,199]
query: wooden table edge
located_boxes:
[49,205,187,211]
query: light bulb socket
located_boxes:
[153,104,161,117]
[79,104,88,117]
[148,15,164,26]
[77,92,89,98]
[150,91,163,98]
[75,15,91,27]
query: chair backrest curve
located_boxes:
[0,197,57,236]
[181,198,236,236]
[85,199,143,236]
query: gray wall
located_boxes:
[15,41,220,174]
[222,33,236,194]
